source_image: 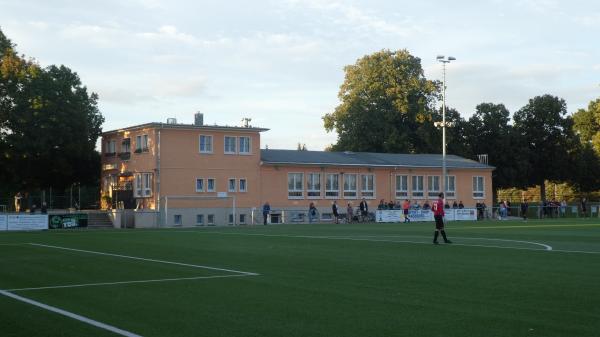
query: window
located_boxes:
[288,173,304,198]
[199,135,213,153]
[207,178,215,192]
[360,174,375,198]
[325,174,339,198]
[396,175,408,198]
[228,214,234,224]
[134,173,153,197]
[105,140,116,154]
[174,215,182,226]
[427,176,440,197]
[224,136,236,154]
[228,178,236,192]
[307,173,321,198]
[445,176,456,198]
[473,176,485,198]
[239,214,246,224]
[136,135,149,152]
[121,139,130,153]
[196,214,204,225]
[411,175,424,198]
[207,214,215,225]
[343,174,357,198]
[239,179,247,192]
[239,137,250,154]
[196,178,204,192]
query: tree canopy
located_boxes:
[323,49,439,153]
[0,27,104,191]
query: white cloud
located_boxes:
[574,13,600,27]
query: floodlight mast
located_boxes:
[437,55,456,199]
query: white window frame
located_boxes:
[427,175,441,198]
[239,136,251,154]
[445,175,456,198]
[239,178,247,192]
[207,214,215,225]
[106,140,116,154]
[199,135,213,153]
[360,174,375,198]
[224,136,237,154]
[228,178,236,192]
[307,173,321,198]
[411,175,424,198]
[343,174,358,199]
[134,173,153,197]
[207,178,216,192]
[136,135,149,152]
[288,173,304,199]
[121,139,130,153]
[239,214,246,224]
[195,178,204,192]
[174,214,182,226]
[395,175,408,198]
[228,213,234,225]
[325,173,340,198]
[473,176,485,198]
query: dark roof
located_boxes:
[260,149,494,170]
[103,122,269,135]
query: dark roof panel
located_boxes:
[260,149,494,169]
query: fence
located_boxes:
[490,204,600,219]
[0,185,100,212]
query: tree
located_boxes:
[323,49,439,153]
[567,142,600,195]
[512,95,577,201]
[463,103,528,199]
[0,28,104,192]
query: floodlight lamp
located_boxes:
[436,55,444,60]
[448,56,456,61]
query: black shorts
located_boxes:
[403,209,409,215]
[434,215,444,229]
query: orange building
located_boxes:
[101,114,493,227]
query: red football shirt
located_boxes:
[432,198,445,216]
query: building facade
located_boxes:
[101,115,494,226]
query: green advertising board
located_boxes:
[49,214,88,229]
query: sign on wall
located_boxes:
[49,214,88,229]
[375,209,476,223]
[7,214,48,231]
[0,215,7,231]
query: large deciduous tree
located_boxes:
[512,95,577,201]
[323,49,439,153]
[0,28,104,192]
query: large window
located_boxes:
[199,135,213,153]
[106,140,116,154]
[288,173,304,198]
[473,176,485,198]
[395,175,408,198]
[224,136,236,154]
[445,175,456,198]
[325,174,339,198]
[121,138,130,153]
[207,178,216,192]
[136,135,148,152]
[195,178,204,192]
[196,214,204,225]
[307,173,321,198]
[239,178,247,192]
[427,176,440,198]
[239,137,251,154]
[134,173,153,197]
[343,174,357,198]
[361,174,375,198]
[411,175,424,198]
[228,178,236,192]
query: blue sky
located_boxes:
[1,0,599,150]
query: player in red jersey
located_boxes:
[432,192,452,244]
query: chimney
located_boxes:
[194,112,204,126]
[477,154,488,165]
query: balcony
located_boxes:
[119,152,131,160]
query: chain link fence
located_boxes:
[0,185,100,212]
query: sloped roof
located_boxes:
[260,149,494,169]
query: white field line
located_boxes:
[0,243,28,246]
[456,223,600,230]
[0,289,142,337]
[199,232,554,252]
[28,243,258,276]
[7,274,253,292]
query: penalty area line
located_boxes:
[7,274,254,292]
[0,289,142,337]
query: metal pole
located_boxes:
[442,61,447,197]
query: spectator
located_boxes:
[444,201,450,209]
[332,200,340,224]
[30,204,37,213]
[377,199,387,210]
[359,198,368,222]
[422,200,430,210]
[41,202,48,214]
[581,198,587,218]
[452,201,458,209]
[402,199,411,223]
[308,202,318,223]
[14,192,22,212]
[413,201,421,209]
[521,199,529,221]
[346,203,353,223]
[458,201,464,209]
[262,201,270,225]
[560,199,567,217]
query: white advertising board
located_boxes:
[454,209,477,221]
[7,214,48,231]
[375,209,476,223]
[0,215,7,231]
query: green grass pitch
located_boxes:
[1,218,600,337]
